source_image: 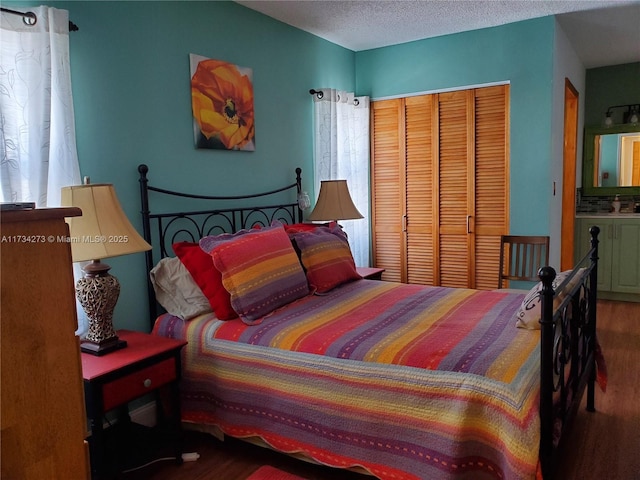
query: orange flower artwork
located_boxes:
[190,54,255,151]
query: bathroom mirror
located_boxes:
[583,124,640,196]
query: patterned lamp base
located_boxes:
[76,260,127,356]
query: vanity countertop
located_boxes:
[576,213,640,218]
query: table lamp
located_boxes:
[61,181,151,355]
[306,179,363,222]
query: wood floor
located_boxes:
[121,300,640,480]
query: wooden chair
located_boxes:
[498,235,550,289]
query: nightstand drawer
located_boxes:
[102,357,177,411]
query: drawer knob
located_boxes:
[143,378,152,388]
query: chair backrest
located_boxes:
[498,235,550,289]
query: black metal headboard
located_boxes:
[138,164,304,325]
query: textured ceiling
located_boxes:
[236,0,640,68]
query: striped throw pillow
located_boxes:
[291,225,361,294]
[201,224,309,325]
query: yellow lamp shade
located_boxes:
[307,180,363,222]
[61,183,151,262]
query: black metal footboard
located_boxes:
[538,226,600,478]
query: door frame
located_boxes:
[561,78,579,271]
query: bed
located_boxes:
[138,164,602,480]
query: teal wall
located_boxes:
[355,17,556,241]
[8,1,355,331]
[6,3,570,331]
[599,135,619,187]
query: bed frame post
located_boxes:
[295,167,303,223]
[138,164,157,327]
[538,265,556,479]
[586,225,600,412]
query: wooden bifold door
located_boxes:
[371,84,509,289]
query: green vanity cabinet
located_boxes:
[575,217,612,291]
[612,221,640,295]
[575,216,640,301]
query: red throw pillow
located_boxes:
[172,241,237,320]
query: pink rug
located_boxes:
[246,465,307,480]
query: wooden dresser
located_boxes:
[1,207,90,479]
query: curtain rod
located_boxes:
[0,7,79,31]
[309,88,360,106]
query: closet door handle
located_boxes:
[402,215,407,232]
[467,215,472,234]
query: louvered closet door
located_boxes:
[405,95,435,284]
[437,90,473,288]
[370,85,508,289]
[474,85,509,289]
[371,99,404,282]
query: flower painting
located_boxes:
[190,54,255,151]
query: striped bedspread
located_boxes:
[154,279,540,479]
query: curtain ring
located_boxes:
[309,89,324,100]
[354,98,360,106]
[23,11,37,26]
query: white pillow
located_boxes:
[150,257,212,320]
[515,268,587,329]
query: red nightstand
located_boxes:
[357,266,385,280]
[82,330,187,479]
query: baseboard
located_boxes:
[129,401,157,427]
[92,401,158,435]
[598,291,640,302]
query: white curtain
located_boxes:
[0,6,80,207]
[0,6,86,334]
[312,89,371,267]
